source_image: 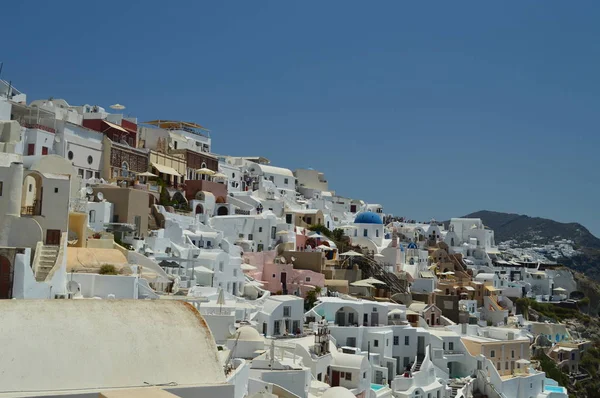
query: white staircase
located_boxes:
[35,245,59,281]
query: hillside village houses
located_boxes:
[0,79,577,398]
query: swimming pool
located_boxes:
[544,385,567,393]
[371,383,385,391]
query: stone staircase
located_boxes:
[414,358,424,372]
[35,245,59,281]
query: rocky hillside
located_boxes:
[463,210,600,281]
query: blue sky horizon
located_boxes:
[3,1,600,236]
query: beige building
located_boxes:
[149,150,186,187]
[294,209,324,228]
[92,186,151,237]
[462,331,530,376]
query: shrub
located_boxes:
[99,264,118,275]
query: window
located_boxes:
[248,234,253,240]
[219,262,224,272]
[284,178,289,184]
[286,214,293,224]
[393,336,399,345]
[490,350,495,358]
[274,321,280,335]
[54,187,58,193]
[505,362,509,370]
[346,337,356,347]
[89,210,96,223]
[78,169,84,177]
[305,277,311,282]
[42,146,48,155]
[68,151,74,160]
[271,226,276,239]
[405,336,410,345]
[511,350,515,358]
[233,269,237,277]
[85,170,93,179]
[449,342,454,350]
[317,373,322,381]
[306,217,312,224]
[27,144,35,156]
[283,306,291,317]
[363,229,368,237]
[232,172,235,178]
[94,172,100,179]
[376,229,379,237]
[363,372,367,379]
[134,216,141,233]
[0,181,2,196]
[259,227,263,233]
[174,141,178,149]
[374,339,379,347]
[29,184,32,192]
[386,339,389,347]
[87,155,93,165]
[345,373,351,381]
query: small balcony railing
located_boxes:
[21,200,41,216]
[22,123,56,134]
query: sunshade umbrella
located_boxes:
[553,287,567,292]
[276,230,290,235]
[212,172,227,178]
[137,171,157,177]
[110,103,126,110]
[351,280,375,288]
[193,266,214,274]
[317,245,333,251]
[360,277,386,285]
[217,287,226,314]
[340,250,363,257]
[516,359,531,365]
[196,168,215,176]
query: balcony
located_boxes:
[69,198,87,213]
[443,350,465,356]
[21,200,41,216]
[22,123,55,134]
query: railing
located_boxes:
[69,198,87,213]
[21,201,41,216]
[444,350,464,355]
[22,123,56,134]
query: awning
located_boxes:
[104,120,129,134]
[485,286,500,292]
[151,162,181,177]
[464,286,475,291]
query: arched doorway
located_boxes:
[21,172,43,216]
[217,206,229,216]
[0,255,13,299]
[195,204,204,214]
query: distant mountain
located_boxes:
[464,210,600,249]
[463,210,600,281]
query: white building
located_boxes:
[256,295,304,337]
[247,162,296,193]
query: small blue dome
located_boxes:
[354,211,383,225]
[407,242,418,249]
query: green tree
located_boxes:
[99,264,118,275]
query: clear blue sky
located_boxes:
[3,1,600,235]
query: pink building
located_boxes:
[243,251,324,298]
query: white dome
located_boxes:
[322,387,356,398]
[236,326,263,342]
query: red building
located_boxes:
[83,119,137,147]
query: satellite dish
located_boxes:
[96,192,104,201]
[66,280,81,295]
[228,324,237,336]
[54,135,61,143]
[86,187,93,195]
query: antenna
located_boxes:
[223,331,240,375]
